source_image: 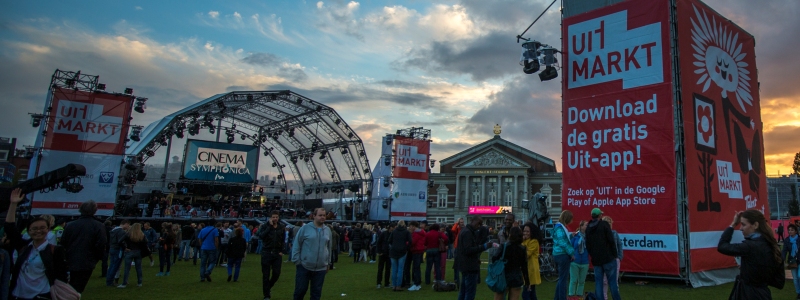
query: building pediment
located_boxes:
[456,149,529,168]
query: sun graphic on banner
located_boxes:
[690,5,753,112]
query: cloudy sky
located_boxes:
[1,0,798,176]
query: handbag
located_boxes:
[50,279,81,300]
[438,237,447,252]
[485,243,508,293]
[787,256,797,269]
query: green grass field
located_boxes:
[81,252,795,300]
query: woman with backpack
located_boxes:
[490,226,529,300]
[552,210,574,300]
[521,222,542,300]
[118,223,152,288]
[718,210,783,299]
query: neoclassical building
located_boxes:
[426,129,562,229]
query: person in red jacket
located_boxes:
[408,221,427,291]
[424,223,448,285]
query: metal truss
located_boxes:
[128,90,373,199]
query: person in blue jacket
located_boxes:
[569,220,589,298]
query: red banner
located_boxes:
[44,87,133,154]
[392,136,430,180]
[562,0,679,275]
[390,136,431,221]
[677,0,768,273]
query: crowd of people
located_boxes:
[0,184,790,300]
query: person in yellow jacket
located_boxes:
[522,222,543,300]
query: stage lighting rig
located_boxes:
[129,125,143,142]
[134,97,147,113]
[515,0,560,80]
[124,88,134,95]
[226,129,235,143]
[96,83,106,91]
[29,113,44,127]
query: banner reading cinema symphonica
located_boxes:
[390,136,430,221]
[32,87,133,216]
[676,0,768,273]
[182,140,259,183]
[562,0,678,275]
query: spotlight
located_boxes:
[385,135,393,145]
[226,134,235,144]
[146,150,155,157]
[316,188,320,194]
[240,134,247,140]
[334,119,341,125]
[175,130,184,139]
[217,101,226,109]
[296,98,303,105]
[247,94,254,101]
[538,65,558,81]
[319,151,327,159]
[209,127,215,134]
[134,97,147,113]
[303,156,309,162]
[311,142,318,152]
[270,180,275,186]
[272,162,277,167]
[129,126,142,142]
[359,151,366,157]
[124,88,133,95]
[384,156,391,166]
[96,83,106,91]
[341,148,348,154]
[348,133,354,138]
[323,187,329,193]
[29,113,44,127]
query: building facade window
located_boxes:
[438,192,447,208]
[472,188,481,206]
[488,189,497,206]
[505,187,513,206]
[0,150,8,161]
[435,217,448,224]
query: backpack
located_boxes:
[485,242,508,293]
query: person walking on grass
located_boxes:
[522,222,543,300]
[104,219,130,287]
[118,223,152,288]
[143,222,158,266]
[569,220,590,299]
[389,220,412,291]
[180,223,195,261]
[376,223,394,289]
[199,222,220,282]
[292,208,332,300]
[157,223,176,276]
[456,215,494,300]
[586,208,621,300]
[601,216,623,300]
[552,210,574,300]
[260,210,285,300]
[350,223,365,263]
[227,227,247,282]
[490,226,529,300]
[408,221,426,291]
[424,223,448,286]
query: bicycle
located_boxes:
[539,242,558,282]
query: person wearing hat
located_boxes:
[585,208,621,300]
